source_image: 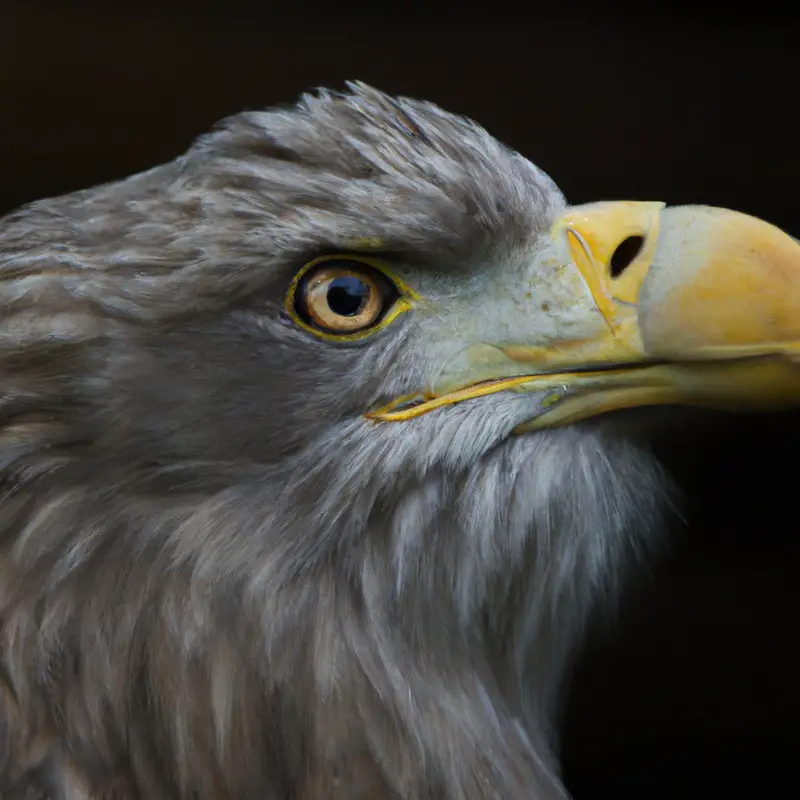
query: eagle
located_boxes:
[0,82,798,799]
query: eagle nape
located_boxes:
[0,82,798,800]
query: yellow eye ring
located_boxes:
[285,255,418,341]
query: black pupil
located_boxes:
[327,276,370,317]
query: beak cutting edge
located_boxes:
[367,202,800,429]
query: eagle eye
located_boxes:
[288,256,408,339]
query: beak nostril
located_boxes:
[610,235,645,278]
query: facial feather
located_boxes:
[0,83,673,799]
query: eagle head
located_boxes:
[0,83,798,799]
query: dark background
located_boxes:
[2,3,799,797]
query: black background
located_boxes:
[2,3,799,797]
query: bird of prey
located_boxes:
[0,82,798,800]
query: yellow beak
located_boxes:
[368,202,800,429]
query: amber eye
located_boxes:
[292,260,400,335]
